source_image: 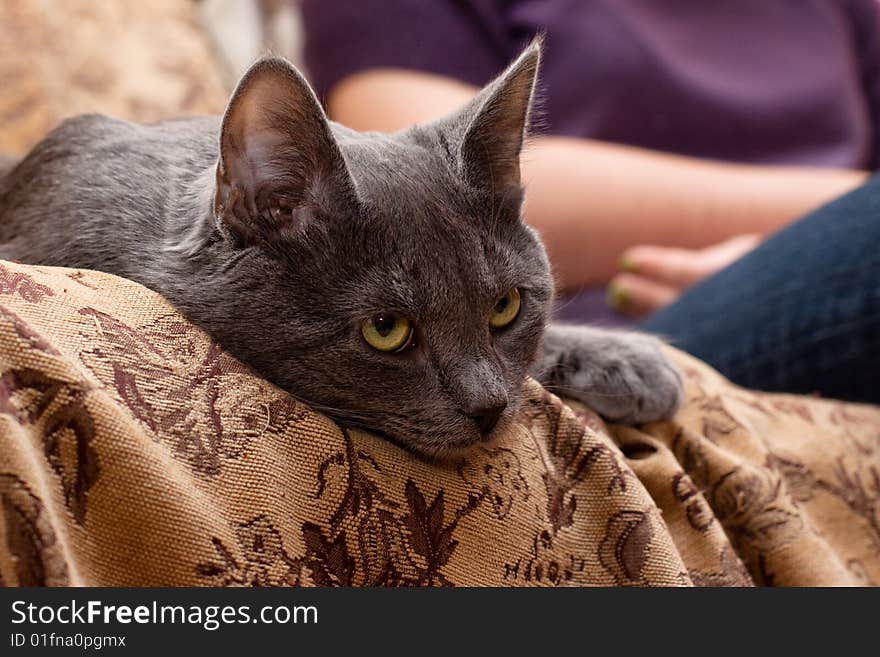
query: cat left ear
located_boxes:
[214,57,355,245]
[449,37,542,193]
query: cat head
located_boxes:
[210,40,553,458]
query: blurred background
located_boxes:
[0,0,306,155]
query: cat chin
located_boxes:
[413,441,483,464]
[399,415,514,463]
[333,406,519,462]
[390,435,482,463]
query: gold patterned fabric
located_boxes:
[0,0,227,155]
[0,260,878,587]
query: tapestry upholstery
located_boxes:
[0,261,877,586]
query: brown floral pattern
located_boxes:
[0,474,69,586]
[639,352,880,586]
[299,430,486,586]
[0,367,99,526]
[688,546,753,587]
[598,510,655,585]
[0,260,878,586]
[672,472,714,533]
[196,516,304,587]
[78,309,308,475]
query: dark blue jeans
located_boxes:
[642,176,880,404]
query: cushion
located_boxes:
[0,0,227,155]
[0,260,878,586]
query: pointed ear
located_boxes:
[214,57,355,246]
[452,38,542,193]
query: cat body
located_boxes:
[0,44,681,457]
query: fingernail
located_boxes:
[620,254,638,272]
[607,283,628,310]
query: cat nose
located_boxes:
[468,402,507,435]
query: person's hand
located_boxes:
[607,234,762,318]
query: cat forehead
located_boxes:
[334,132,526,270]
[330,124,468,212]
[333,204,541,313]
[315,123,540,294]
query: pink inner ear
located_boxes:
[217,58,356,237]
[455,43,539,191]
[232,130,288,189]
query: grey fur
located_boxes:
[0,42,682,458]
[535,324,682,423]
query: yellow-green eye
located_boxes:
[361,313,413,352]
[489,287,521,329]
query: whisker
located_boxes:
[551,291,586,316]
[288,396,375,423]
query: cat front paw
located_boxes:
[539,326,683,424]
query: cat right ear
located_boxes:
[441,38,542,195]
[214,57,356,246]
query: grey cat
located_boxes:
[0,42,681,458]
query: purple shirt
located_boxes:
[302,0,880,169]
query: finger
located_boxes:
[620,246,704,288]
[701,234,762,272]
[607,273,679,319]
